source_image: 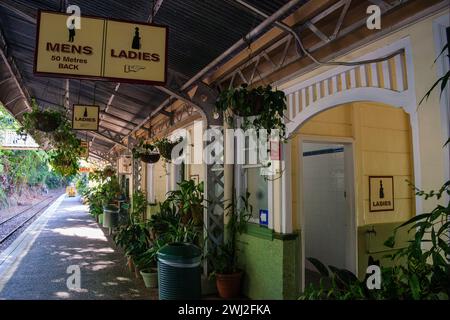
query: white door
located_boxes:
[301,141,356,287]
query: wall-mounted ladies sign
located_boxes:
[34,11,167,85]
[72,105,99,130]
[369,176,395,212]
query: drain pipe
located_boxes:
[180,0,304,91]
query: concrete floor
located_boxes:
[0,196,153,300]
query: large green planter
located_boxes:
[103,205,119,228]
[157,242,202,300]
[98,213,103,225]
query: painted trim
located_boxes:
[244,222,274,241]
[286,87,411,136]
[303,147,344,157]
[273,231,299,241]
[433,14,450,193]
[281,139,292,234]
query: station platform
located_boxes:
[0,195,152,300]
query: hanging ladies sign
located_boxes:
[34,11,167,85]
[72,105,99,131]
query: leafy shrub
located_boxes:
[300,181,450,300]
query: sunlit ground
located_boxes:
[52,227,107,241]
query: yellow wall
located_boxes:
[153,160,168,203]
[291,102,414,230]
[357,103,414,225]
[147,122,206,204]
[185,125,205,183]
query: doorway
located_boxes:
[301,140,356,288]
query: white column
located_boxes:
[281,139,293,234]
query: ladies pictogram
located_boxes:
[132,27,141,49]
[379,180,385,199]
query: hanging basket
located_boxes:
[158,144,175,161]
[232,94,264,117]
[34,113,61,132]
[156,138,183,161]
[140,153,160,163]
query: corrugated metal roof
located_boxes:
[0,0,299,154]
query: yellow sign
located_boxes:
[104,20,166,83]
[369,176,394,212]
[72,105,99,130]
[35,11,167,85]
[80,141,89,158]
[35,12,104,77]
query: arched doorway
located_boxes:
[290,101,415,289]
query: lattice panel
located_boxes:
[205,126,225,261]
[133,158,142,193]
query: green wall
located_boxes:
[236,222,412,299]
[237,224,300,300]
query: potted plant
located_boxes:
[114,221,151,277]
[215,83,287,137]
[210,192,252,299]
[154,137,183,162]
[101,176,121,233]
[135,239,165,288]
[165,180,205,226]
[132,140,160,163]
[49,150,79,177]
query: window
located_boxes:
[146,164,155,203]
[244,166,268,223]
[238,132,270,224]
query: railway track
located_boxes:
[0,195,59,245]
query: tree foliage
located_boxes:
[0,104,65,208]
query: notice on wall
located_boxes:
[72,105,99,131]
[259,209,269,227]
[369,176,394,212]
[35,11,167,85]
[118,156,132,174]
[80,141,89,158]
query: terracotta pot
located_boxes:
[127,257,134,273]
[216,271,243,299]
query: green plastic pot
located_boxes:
[140,268,158,288]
